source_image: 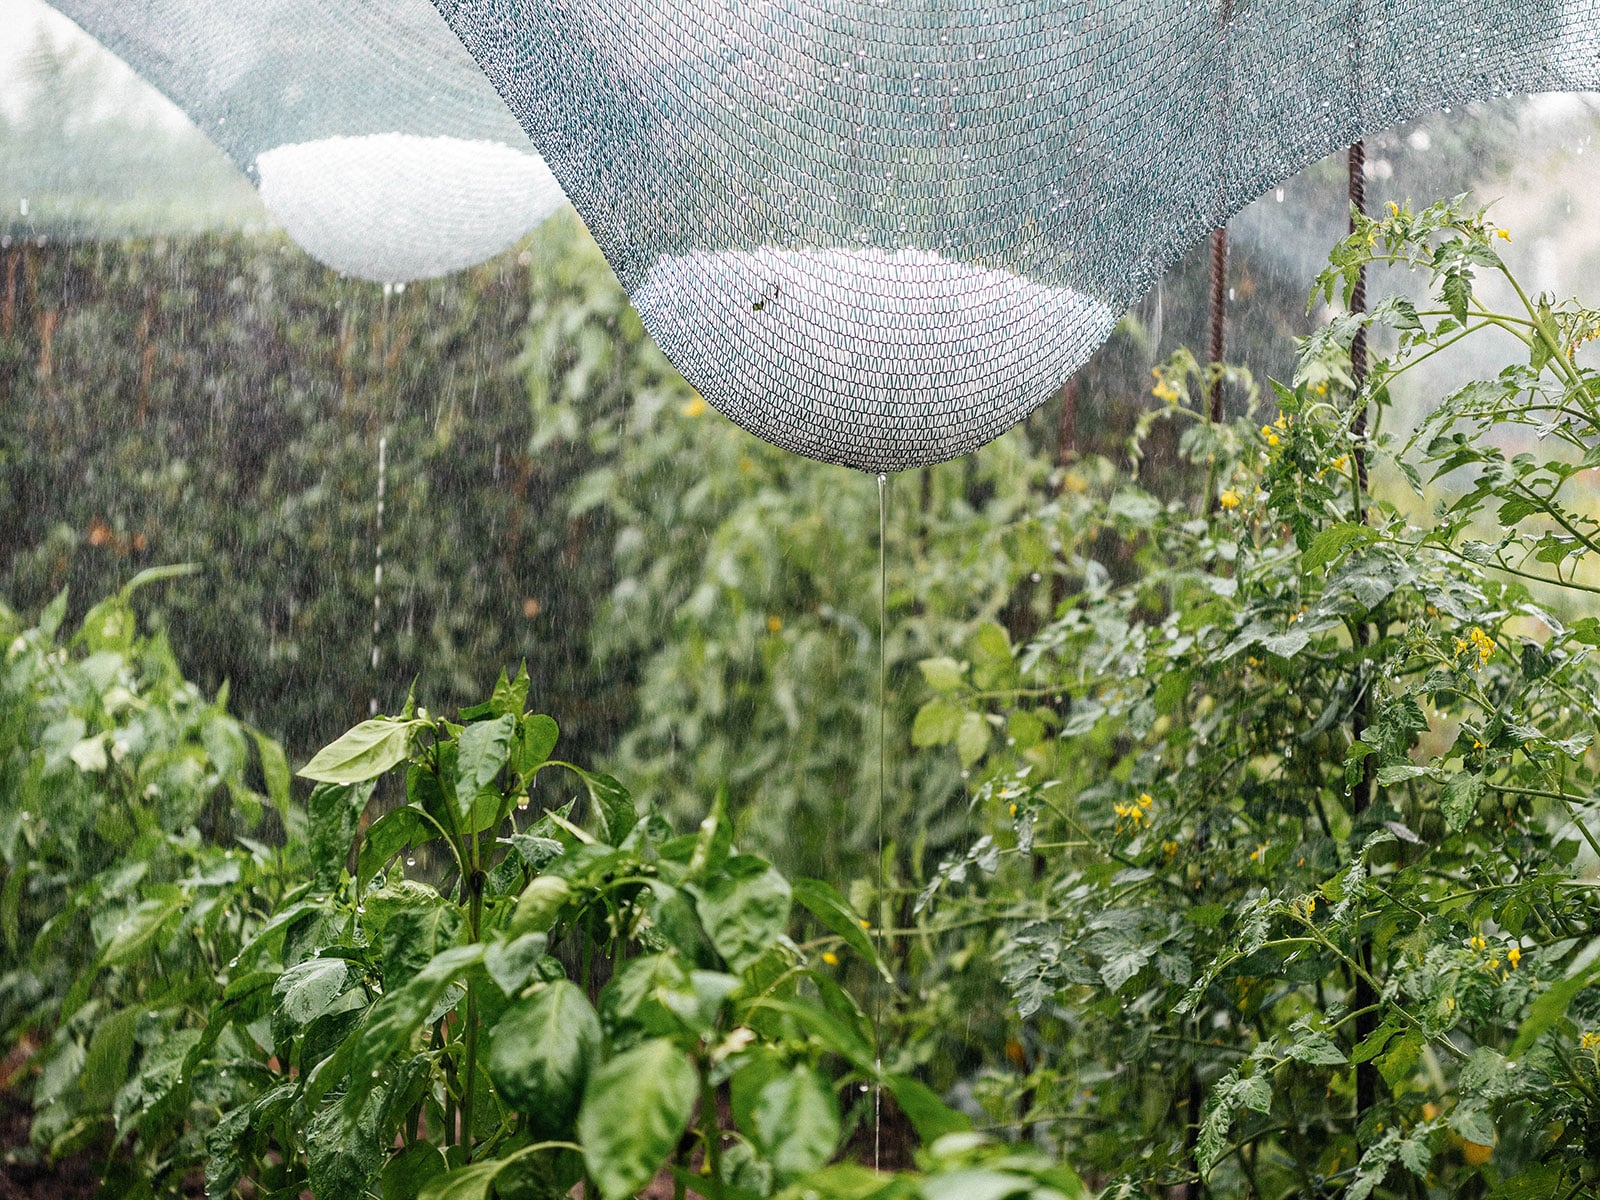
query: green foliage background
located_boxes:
[0,231,623,770]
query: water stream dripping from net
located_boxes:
[874,469,887,1170]
[370,432,387,715]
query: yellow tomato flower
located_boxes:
[1386,201,1400,218]
[1219,489,1241,510]
[821,951,839,966]
[1506,946,1521,970]
[1497,229,1512,242]
[1454,626,1494,667]
[1581,1031,1600,1050]
[1260,423,1280,447]
[1113,798,1150,830]
[1469,933,1488,952]
[1152,380,1180,403]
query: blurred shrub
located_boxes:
[0,570,302,1181]
[0,228,622,767]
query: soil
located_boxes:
[0,1089,101,1200]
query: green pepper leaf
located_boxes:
[748,1065,840,1182]
[487,980,601,1138]
[691,856,791,972]
[299,718,419,784]
[455,713,516,826]
[577,1039,698,1200]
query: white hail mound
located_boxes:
[256,133,566,283]
[634,245,1116,471]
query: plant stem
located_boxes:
[462,824,485,1160]
[1490,784,1600,861]
[700,1061,722,1184]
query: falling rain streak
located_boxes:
[370,433,387,713]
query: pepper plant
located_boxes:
[197,666,1017,1199]
[3,585,1086,1197]
[0,566,296,1189]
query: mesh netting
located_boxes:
[431,0,1600,471]
[46,0,566,282]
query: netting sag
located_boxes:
[430,0,1600,470]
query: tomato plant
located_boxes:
[907,198,1600,1198]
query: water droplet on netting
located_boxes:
[405,856,416,868]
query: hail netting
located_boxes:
[427,0,1600,472]
[45,0,567,282]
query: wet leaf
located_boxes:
[577,1039,697,1200]
[299,718,418,784]
[487,981,600,1137]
